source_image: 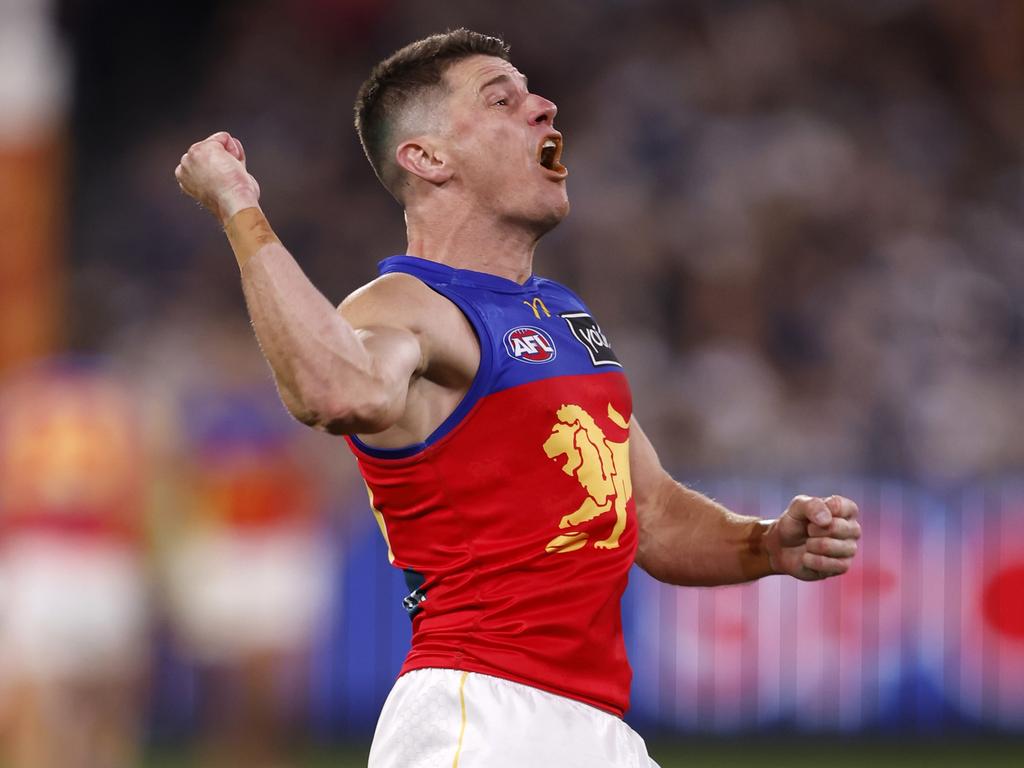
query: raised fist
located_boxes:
[765,494,861,581]
[175,131,260,223]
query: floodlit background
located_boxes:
[0,0,1022,766]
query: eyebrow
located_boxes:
[477,73,528,93]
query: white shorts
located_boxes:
[0,535,149,683]
[369,668,659,768]
[164,525,333,663]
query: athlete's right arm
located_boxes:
[175,131,422,434]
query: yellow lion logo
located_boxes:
[542,403,632,554]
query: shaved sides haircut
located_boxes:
[354,28,510,201]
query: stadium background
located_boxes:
[1,0,1022,765]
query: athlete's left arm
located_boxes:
[629,417,861,586]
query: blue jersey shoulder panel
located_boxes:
[350,255,622,458]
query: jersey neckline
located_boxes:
[379,255,538,295]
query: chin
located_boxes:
[531,192,571,236]
[499,186,570,236]
[529,202,569,238]
[553,194,571,220]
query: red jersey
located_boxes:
[0,358,144,543]
[346,256,637,716]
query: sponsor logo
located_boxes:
[560,312,621,367]
[402,568,426,618]
[402,588,427,617]
[522,297,552,319]
[504,326,557,364]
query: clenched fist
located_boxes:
[175,131,261,223]
[764,494,861,581]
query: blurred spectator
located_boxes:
[131,318,336,768]
[0,358,151,768]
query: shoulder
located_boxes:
[339,272,454,333]
[338,272,478,379]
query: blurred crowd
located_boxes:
[62,0,1024,483]
[0,353,344,767]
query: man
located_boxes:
[176,28,861,768]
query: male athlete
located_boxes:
[176,29,861,768]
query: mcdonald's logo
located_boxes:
[523,297,551,320]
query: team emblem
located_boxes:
[560,313,620,367]
[542,403,632,553]
[504,326,557,364]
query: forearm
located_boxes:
[636,480,775,586]
[174,135,411,430]
[226,208,394,431]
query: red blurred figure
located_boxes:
[161,390,332,768]
[0,359,150,768]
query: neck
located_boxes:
[404,199,540,285]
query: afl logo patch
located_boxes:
[504,326,557,364]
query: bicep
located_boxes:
[355,324,424,401]
[328,272,473,436]
[629,418,769,584]
[629,416,675,562]
[308,319,423,436]
[339,282,428,398]
[282,285,426,435]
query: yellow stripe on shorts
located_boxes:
[452,671,469,767]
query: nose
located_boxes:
[528,95,557,126]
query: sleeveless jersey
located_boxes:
[345,255,637,716]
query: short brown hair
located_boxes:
[354,28,511,201]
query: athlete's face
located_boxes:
[439,55,569,233]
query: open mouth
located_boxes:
[537,134,566,175]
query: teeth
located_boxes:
[540,138,559,169]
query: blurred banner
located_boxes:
[625,479,1024,734]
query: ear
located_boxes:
[395,137,453,186]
